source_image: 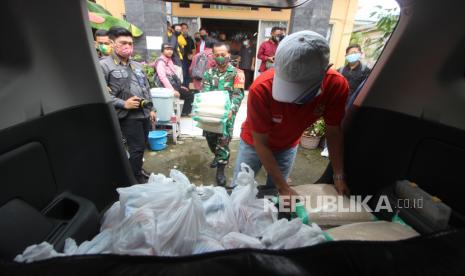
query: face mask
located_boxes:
[175,31,182,36]
[272,35,283,43]
[243,40,250,47]
[195,37,201,42]
[215,56,229,66]
[294,80,323,104]
[115,44,133,58]
[201,34,207,40]
[98,44,111,56]
[346,53,361,63]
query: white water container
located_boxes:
[150,88,174,121]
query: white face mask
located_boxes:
[243,40,250,47]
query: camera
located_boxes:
[138,98,153,109]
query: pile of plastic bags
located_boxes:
[15,164,327,263]
[192,91,231,134]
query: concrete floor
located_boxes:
[143,137,329,187]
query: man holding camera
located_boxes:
[100,27,156,183]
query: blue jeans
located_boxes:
[232,139,298,188]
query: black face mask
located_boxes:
[174,31,182,36]
[273,35,284,43]
[195,37,201,42]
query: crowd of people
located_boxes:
[95,22,370,197]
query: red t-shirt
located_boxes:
[240,68,349,151]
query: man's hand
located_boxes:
[173,90,181,98]
[278,185,299,197]
[188,54,193,60]
[150,111,157,123]
[335,179,350,196]
[124,96,140,109]
[267,56,275,62]
[227,111,233,120]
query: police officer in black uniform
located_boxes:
[100,27,157,183]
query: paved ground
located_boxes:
[143,137,329,187]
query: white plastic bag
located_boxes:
[261,219,303,249]
[117,170,191,221]
[111,208,157,256]
[14,242,63,263]
[192,235,225,254]
[283,223,327,249]
[293,184,375,226]
[197,186,239,240]
[155,185,206,256]
[100,201,120,231]
[325,221,419,241]
[74,229,113,255]
[221,232,264,250]
[231,163,278,237]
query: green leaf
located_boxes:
[87,1,112,16]
[89,12,143,37]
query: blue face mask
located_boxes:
[346,53,361,63]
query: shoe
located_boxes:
[209,159,218,168]
[216,164,227,186]
[140,168,151,179]
[321,147,329,157]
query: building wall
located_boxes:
[96,1,358,67]
[289,0,333,37]
[171,4,291,21]
[124,0,166,59]
[96,0,125,19]
[329,0,359,68]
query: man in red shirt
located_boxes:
[257,26,284,73]
[233,30,350,197]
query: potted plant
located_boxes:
[301,118,326,149]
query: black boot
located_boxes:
[216,164,227,186]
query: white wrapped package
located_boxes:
[197,186,239,240]
[231,163,278,238]
[193,91,231,134]
[193,91,231,110]
[194,108,228,119]
[326,221,419,241]
[293,184,375,226]
[196,122,223,134]
[221,232,264,249]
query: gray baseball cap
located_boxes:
[272,30,330,103]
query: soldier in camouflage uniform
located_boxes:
[202,41,245,186]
